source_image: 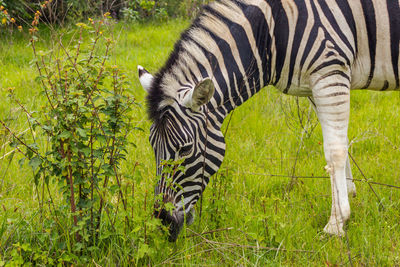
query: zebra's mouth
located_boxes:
[155,208,195,242]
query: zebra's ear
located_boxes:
[183,78,214,111]
[138,65,154,92]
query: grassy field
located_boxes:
[1,19,400,266]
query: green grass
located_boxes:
[1,19,400,265]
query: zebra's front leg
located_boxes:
[308,100,356,197]
[312,70,351,236]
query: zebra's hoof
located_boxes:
[323,221,345,237]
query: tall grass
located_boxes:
[1,19,400,265]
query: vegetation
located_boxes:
[0,0,210,25]
[0,12,400,267]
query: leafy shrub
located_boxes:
[0,0,33,24]
[0,2,22,33]
[1,12,142,264]
[177,0,210,18]
[1,0,123,25]
[121,0,168,22]
[1,0,211,27]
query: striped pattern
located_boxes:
[141,0,400,241]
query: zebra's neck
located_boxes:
[199,0,275,118]
[154,0,278,125]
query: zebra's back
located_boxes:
[247,0,400,95]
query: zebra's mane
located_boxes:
[146,15,205,122]
[147,0,245,122]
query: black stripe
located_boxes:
[242,4,272,86]
[284,1,308,93]
[360,0,377,89]
[310,59,346,75]
[314,70,350,84]
[266,0,289,85]
[218,12,258,101]
[198,23,247,107]
[207,127,224,141]
[307,40,328,72]
[298,23,319,84]
[381,80,389,91]
[319,0,355,56]
[188,36,225,105]
[386,0,400,89]
[316,92,349,98]
[177,191,201,202]
[335,0,358,54]
[320,83,349,90]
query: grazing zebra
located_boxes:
[138,0,400,241]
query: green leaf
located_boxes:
[77,128,87,138]
[133,127,144,132]
[59,131,72,139]
[137,243,150,260]
[18,157,25,168]
[109,184,119,194]
[81,147,91,157]
[29,156,42,172]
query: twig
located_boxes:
[0,149,18,160]
[286,105,313,193]
[31,40,55,111]
[343,224,354,267]
[348,152,385,210]
[0,128,29,151]
[0,119,41,158]
[10,97,45,130]
[362,180,400,190]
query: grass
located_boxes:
[1,19,400,265]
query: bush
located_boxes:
[120,0,211,22]
[1,0,125,25]
[1,0,210,27]
[1,12,143,264]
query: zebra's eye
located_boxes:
[179,144,193,157]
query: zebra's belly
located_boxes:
[282,75,400,96]
[350,56,400,91]
[278,63,400,96]
[283,85,313,97]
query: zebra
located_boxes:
[138,0,400,242]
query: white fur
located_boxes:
[138,65,154,92]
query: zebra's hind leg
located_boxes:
[311,67,351,236]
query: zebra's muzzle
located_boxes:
[155,208,195,242]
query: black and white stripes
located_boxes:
[138,0,400,241]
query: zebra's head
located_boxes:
[138,66,226,242]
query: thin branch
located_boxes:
[286,104,313,193]
[0,119,41,158]
[348,152,385,210]
[31,40,55,111]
